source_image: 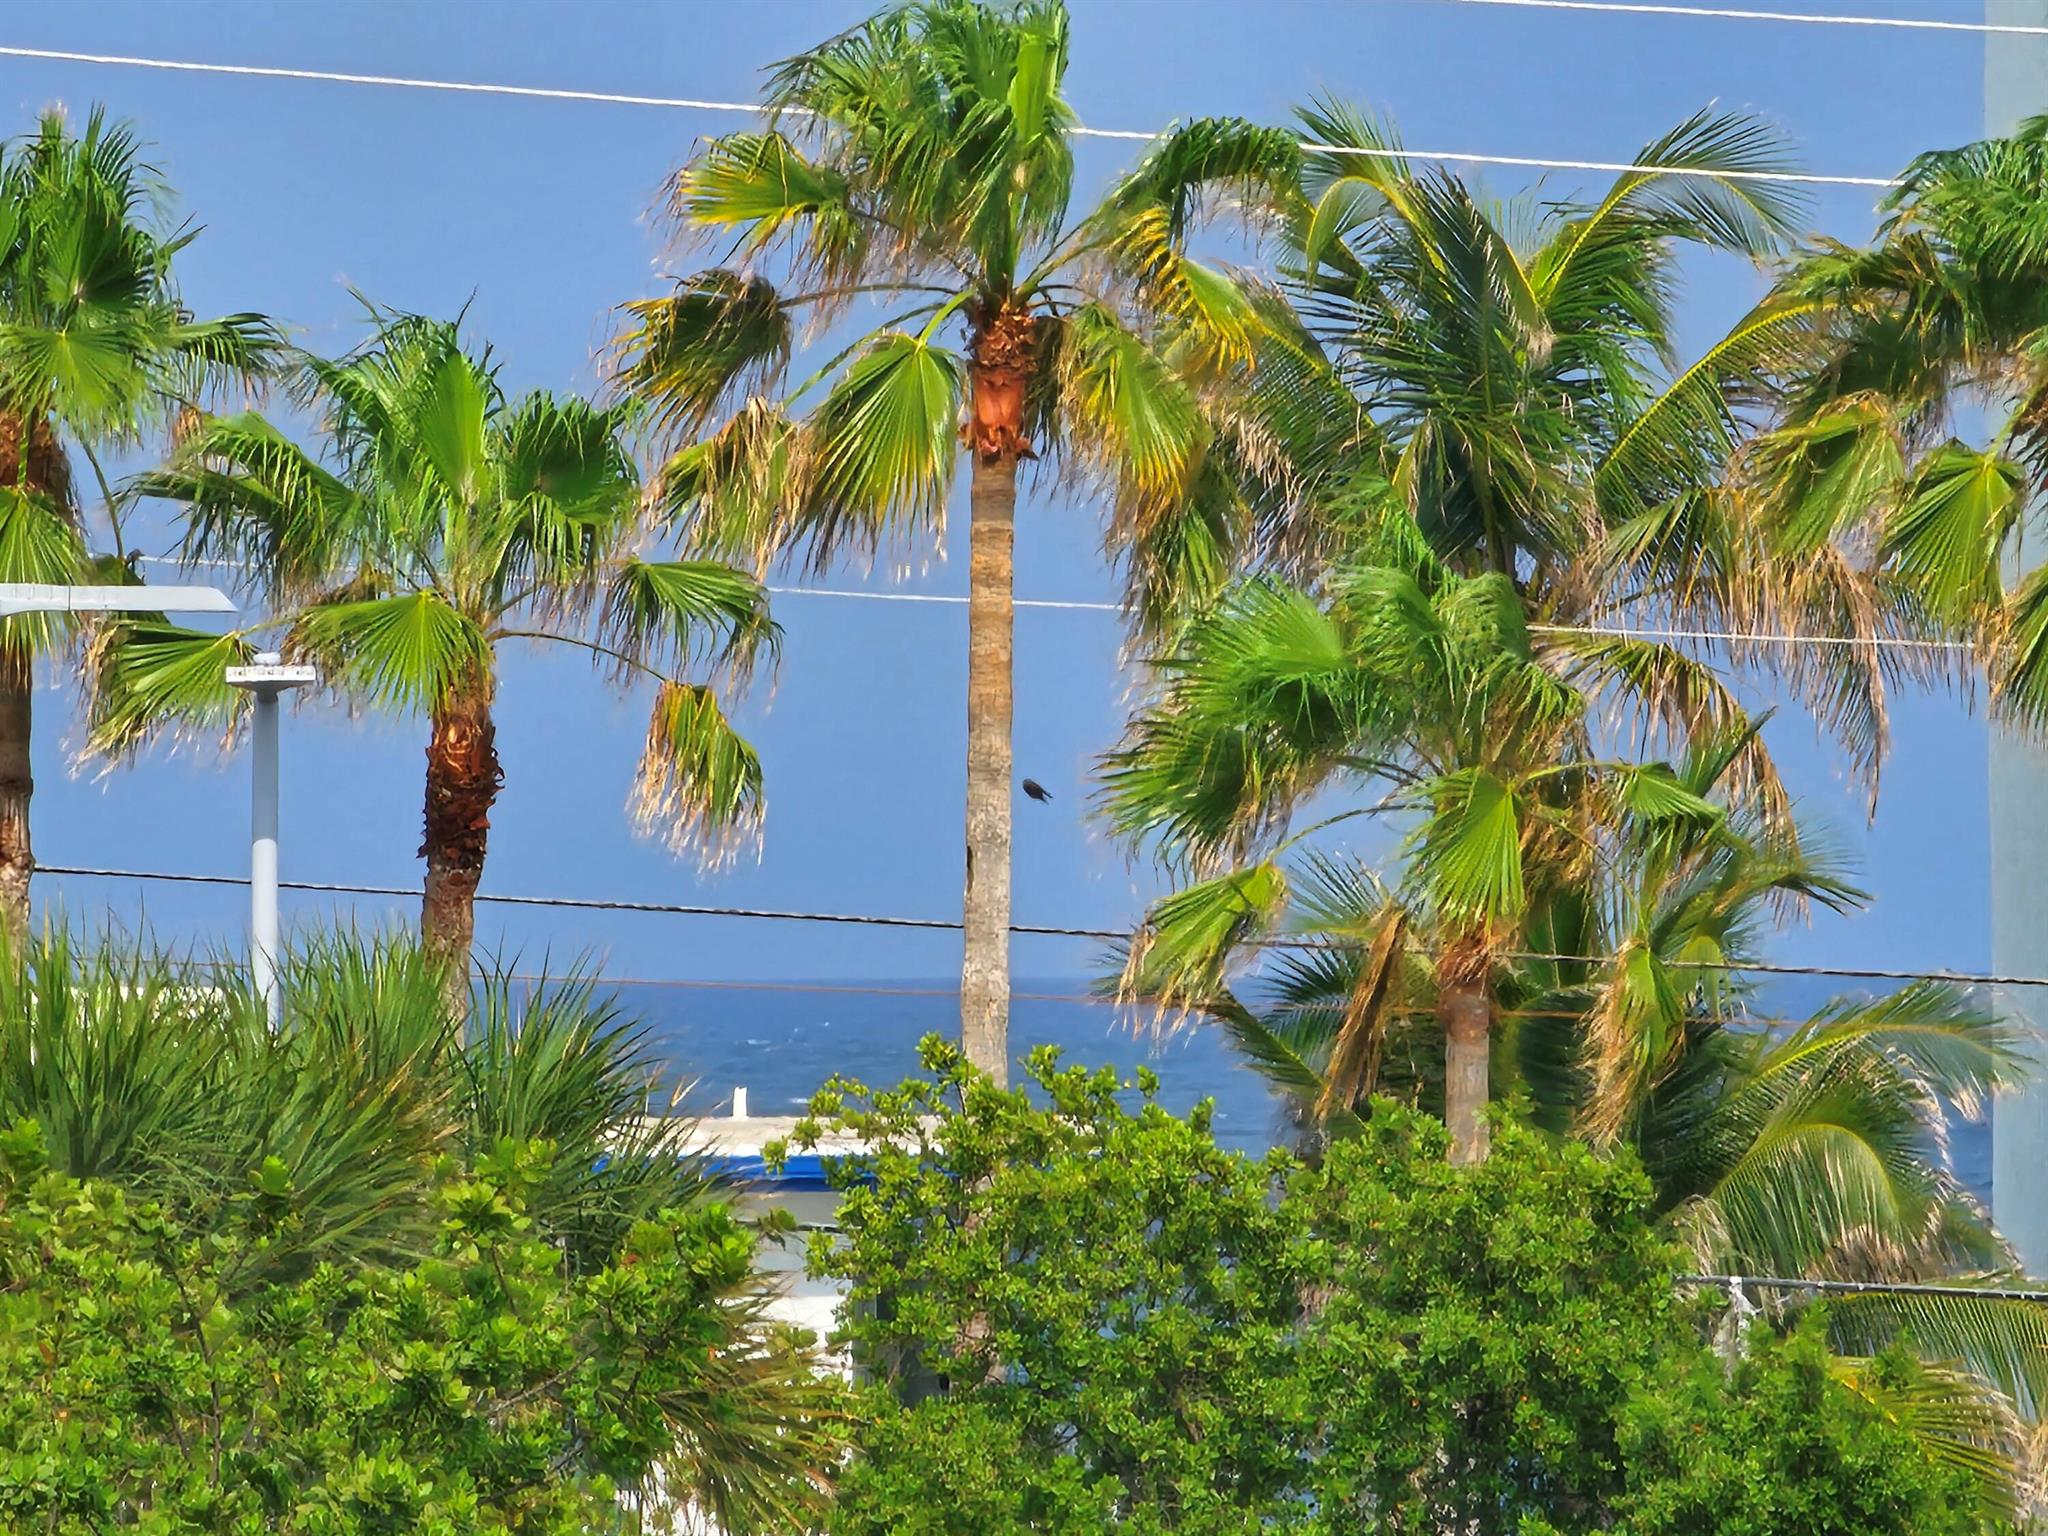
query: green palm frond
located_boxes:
[632,680,764,863]
[136,409,362,598]
[599,559,779,683]
[486,390,639,592]
[1052,303,1209,533]
[1099,576,1358,858]
[84,620,252,761]
[291,591,491,716]
[1827,1351,2023,1523]
[1878,444,2026,624]
[801,331,962,564]
[1406,767,1531,932]
[652,399,810,568]
[1120,858,1289,1011]
[1593,294,1821,527]
[612,270,792,439]
[672,132,868,286]
[1996,559,2048,730]
[0,107,282,452]
[0,485,86,658]
[1829,1293,2048,1424]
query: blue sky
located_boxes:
[0,0,2000,984]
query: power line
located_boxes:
[33,862,1129,940]
[137,556,1979,655]
[1681,1274,2048,1303]
[0,42,1903,190]
[1440,0,2048,36]
[33,862,2044,988]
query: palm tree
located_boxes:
[1118,711,2042,1512]
[0,107,280,940]
[1744,117,2048,729]
[1189,101,1942,806]
[98,308,775,976]
[1105,556,1729,1163]
[612,0,1304,1085]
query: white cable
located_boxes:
[135,556,1974,651]
[1440,0,2048,36]
[0,43,1901,190]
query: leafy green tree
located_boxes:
[104,309,773,973]
[781,1040,1993,1532]
[0,1121,841,1534]
[615,0,1302,1084]
[1113,686,2045,1477]
[1616,1329,1994,1536]
[0,107,280,939]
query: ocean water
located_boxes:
[639,978,1294,1155]
[619,976,1993,1203]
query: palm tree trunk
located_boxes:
[0,657,30,950]
[1441,980,1492,1165]
[0,407,74,949]
[961,451,1016,1089]
[420,685,501,997]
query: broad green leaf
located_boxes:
[85,621,252,761]
[805,332,961,552]
[291,592,490,716]
[1879,442,2022,621]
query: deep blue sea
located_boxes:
[617,975,1994,1204]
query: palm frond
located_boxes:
[611,270,792,441]
[631,680,764,865]
[290,591,491,716]
[84,620,252,762]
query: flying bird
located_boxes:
[1021,778,1053,803]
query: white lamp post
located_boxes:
[0,582,235,619]
[225,654,316,1024]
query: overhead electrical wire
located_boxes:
[1439,0,2048,36]
[34,862,2044,989]
[0,42,1903,189]
[132,556,1980,656]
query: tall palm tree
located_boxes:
[1745,117,2048,728]
[613,0,1303,1085]
[0,107,279,940]
[97,309,775,974]
[1105,556,1727,1162]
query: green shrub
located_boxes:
[0,1122,839,1534]
[785,1038,1990,1534]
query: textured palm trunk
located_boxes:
[959,303,1035,1090]
[0,658,30,951]
[0,408,73,949]
[961,453,1016,1088]
[1441,974,1493,1165]
[419,685,502,1003]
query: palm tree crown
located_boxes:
[0,106,280,938]
[1750,116,2048,729]
[104,309,775,971]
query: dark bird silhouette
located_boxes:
[1021,778,1053,803]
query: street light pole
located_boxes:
[0,582,236,940]
[225,654,315,1025]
